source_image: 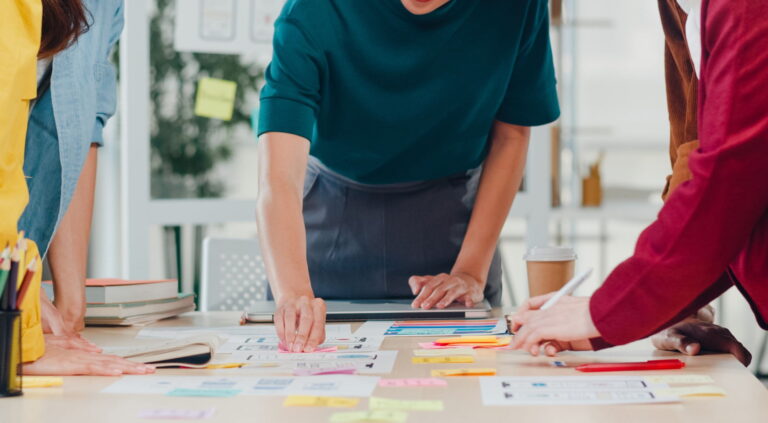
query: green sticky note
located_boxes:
[166,388,241,398]
[194,77,237,121]
[369,397,443,412]
[330,411,408,423]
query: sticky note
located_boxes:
[204,363,245,369]
[431,368,496,377]
[21,376,63,388]
[653,385,726,397]
[379,378,447,388]
[413,348,475,357]
[138,408,216,420]
[283,395,359,408]
[330,411,408,423]
[420,338,511,349]
[369,397,444,411]
[194,77,237,121]
[434,336,499,345]
[645,375,715,384]
[411,356,474,364]
[166,388,240,398]
[417,343,456,350]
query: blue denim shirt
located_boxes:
[19,0,123,256]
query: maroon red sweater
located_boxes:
[590,0,768,348]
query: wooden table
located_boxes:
[3,312,767,422]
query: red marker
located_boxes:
[576,359,685,373]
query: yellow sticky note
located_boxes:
[645,375,715,384]
[412,356,474,364]
[435,336,499,345]
[194,77,237,121]
[283,396,359,408]
[653,385,726,398]
[413,348,475,357]
[205,363,246,369]
[369,397,443,412]
[431,368,496,377]
[21,376,63,388]
[330,411,408,423]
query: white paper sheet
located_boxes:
[136,324,352,340]
[217,335,383,354]
[354,319,508,337]
[230,350,398,375]
[479,376,679,406]
[103,375,379,398]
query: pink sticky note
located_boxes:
[138,409,215,420]
[417,343,457,350]
[379,378,448,387]
[292,367,357,376]
[278,345,339,353]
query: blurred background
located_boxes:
[85,0,767,377]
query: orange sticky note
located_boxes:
[431,368,496,377]
[434,336,499,345]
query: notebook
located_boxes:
[85,304,196,326]
[44,279,179,304]
[85,293,195,319]
[108,334,221,368]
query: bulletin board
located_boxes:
[174,0,284,58]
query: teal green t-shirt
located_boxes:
[258,0,560,184]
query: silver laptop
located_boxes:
[243,299,492,323]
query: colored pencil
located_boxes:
[4,236,26,311]
[4,252,20,311]
[16,256,37,309]
[0,256,10,309]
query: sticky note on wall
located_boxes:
[194,77,237,121]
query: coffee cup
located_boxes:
[524,246,577,298]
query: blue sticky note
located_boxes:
[166,388,241,398]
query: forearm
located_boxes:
[452,122,530,282]
[590,1,768,346]
[49,144,98,330]
[256,133,313,302]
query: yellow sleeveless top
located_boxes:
[0,0,45,362]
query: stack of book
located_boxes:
[43,279,195,326]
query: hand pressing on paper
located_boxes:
[409,272,484,310]
[507,293,597,356]
[23,345,155,376]
[651,306,752,366]
[274,294,327,353]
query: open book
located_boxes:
[110,334,221,368]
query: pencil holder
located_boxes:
[0,310,22,397]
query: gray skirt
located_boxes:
[300,157,502,307]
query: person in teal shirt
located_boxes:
[256,0,560,351]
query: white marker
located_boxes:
[539,268,593,310]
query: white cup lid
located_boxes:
[524,246,577,262]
